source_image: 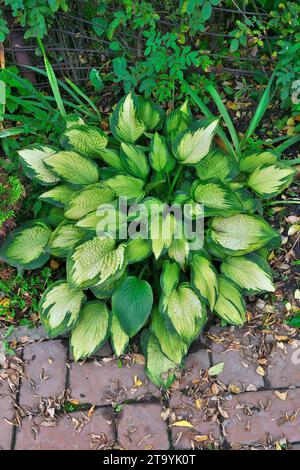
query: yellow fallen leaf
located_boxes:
[287,117,295,127]
[134,375,143,388]
[256,366,265,376]
[50,259,60,270]
[88,404,95,417]
[274,391,288,401]
[193,434,208,442]
[275,441,282,450]
[172,420,194,428]
[195,398,202,409]
[69,399,80,405]
[228,383,241,394]
[0,297,10,308]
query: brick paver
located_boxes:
[267,341,300,388]
[19,340,67,409]
[0,393,14,450]
[117,403,169,450]
[69,359,160,405]
[223,389,300,446]
[15,408,115,450]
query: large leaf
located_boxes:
[48,222,85,258]
[168,236,189,268]
[160,283,206,345]
[235,188,260,214]
[98,148,125,171]
[165,100,192,143]
[190,254,218,310]
[160,261,180,297]
[112,276,153,337]
[105,175,145,204]
[208,214,280,256]
[39,185,74,208]
[239,150,279,173]
[70,301,110,360]
[18,145,60,185]
[120,143,149,179]
[137,96,164,131]
[213,276,246,326]
[44,151,99,186]
[196,148,239,182]
[90,272,126,299]
[192,180,243,216]
[76,208,126,235]
[141,330,177,388]
[150,213,175,259]
[67,237,126,289]
[150,307,187,364]
[0,221,52,269]
[110,92,145,143]
[39,281,86,337]
[221,253,275,294]
[60,124,107,158]
[110,312,129,356]
[173,120,219,165]
[247,163,295,199]
[149,133,172,172]
[126,237,152,264]
[64,184,115,220]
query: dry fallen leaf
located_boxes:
[133,376,143,388]
[256,366,265,376]
[195,398,202,409]
[228,383,241,394]
[193,434,208,442]
[172,420,194,428]
[274,391,288,401]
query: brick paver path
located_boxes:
[1,326,300,450]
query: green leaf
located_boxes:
[67,237,127,289]
[64,184,115,220]
[208,214,280,256]
[168,237,190,268]
[90,272,126,299]
[70,301,110,360]
[247,163,295,199]
[201,1,212,20]
[150,307,187,364]
[126,237,152,264]
[192,180,243,216]
[39,281,86,337]
[137,96,164,131]
[39,185,74,208]
[149,133,172,172]
[110,312,129,356]
[112,276,153,337]
[160,261,180,297]
[190,254,218,310]
[150,213,175,259]
[165,100,192,143]
[195,149,239,182]
[235,188,260,214]
[208,362,224,376]
[60,125,107,159]
[239,151,279,173]
[120,143,150,179]
[0,221,52,269]
[48,222,85,258]
[98,148,125,171]
[110,92,145,143]
[160,283,206,345]
[18,145,60,186]
[44,151,99,186]
[213,276,246,326]
[105,175,145,204]
[221,253,275,294]
[141,330,177,388]
[173,120,219,165]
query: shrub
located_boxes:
[0,92,295,387]
[0,173,24,238]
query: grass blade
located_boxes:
[65,77,100,116]
[276,134,300,154]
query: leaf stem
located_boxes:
[168,165,183,196]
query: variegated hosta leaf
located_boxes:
[141,330,177,388]
[150,307,187,364]
[137,96,164,131]
[98,148,125,171]
[235,188,260,214]
[70,301,110,360]
[190,254,218,310]
[247,163,295,199]
[213,276,246,326]
[48,222,85,258]
[110,312,129,356]
[173,120,219,165]
[126,237,152,264]
[44,151,99,186]
[112,276,153,337]
[192,180,243,216]
[64,184,115,220]
[120,143,150,180]
[76,208,126,235]
[208,214,280,256]
[160,283,206,345]
[221,253,275,294]
[168,237,189,268]
[39,281,86,337]
[18,145,60,185]
[90,271,126,299]
[105,175,145,204]
[150,213,175,259]
[160,261,180,297]
[239,150,279,173]
[165,100,192,143]
[60,125,107,158]
[0,221,52,269]
[196,149,239,182]
[149,133,172,172]
[110,92,145,143]
[39,185,74,208]
[64,114,85,128]
[67,237,127,289]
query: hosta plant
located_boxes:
[0,93,295,388]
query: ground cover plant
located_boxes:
[0,89,297,387]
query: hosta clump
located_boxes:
[0,93,295,388]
